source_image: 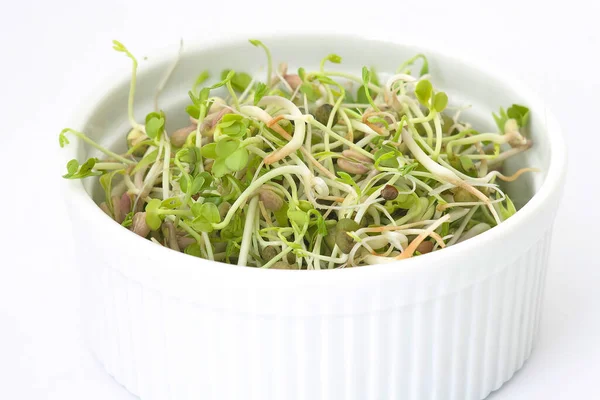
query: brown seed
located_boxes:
[337,158,370,175]
[284,74,302,91]
[315,103,339,126]
[381,185,399,200]
[131,212,150,238]
[261,246,278,261]
[161,221,180,251]
[342,149,372,163]
[111,195,122,223]
[126,128,149,157]
[271,261,294,270]
[453,188,476,203]
[177,236,196,249]
[118,193,132,222]
[416,240,434,254]
[170,124,197,147]
[99,202,112,217]
[258,189,283,211]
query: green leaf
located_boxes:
[361,66,370,85]
[191,202,220,222]
[249,39,262,47]
[399,162,418,176]
[336,171,362,195]
[298,67,306,80]
[145,111,165,140]
[133,149,158,173]
[66,159,78,175]
[374,145,400,168]
[145,199,163,231]
[186,104,200,119]
[288,209,309,227]
[356,86,369,104]
[506,104,530,127]
[315,75,337,86]
[222,69,253,92]
[63,158,102,179]
[190,202,221,232]
[432,92,448,112]
[182,172,211,195]
[325,54,342,64]
[198,87,211,104]
[215,137,240,157]
[298,200,313,212]
[211,158,229,178]
[254,82,268,105]
[184,243,202,257]
[161,197,182,209]
[415,79,433,106]
[221,214,244,240]
[121,211,134,227]
[59,132,70,147]
[218,114,249,139]
[498,194,517,220]
[225,148,249,171]
[193,70,210,92]
[200,143,217,159]
[369,67,381,86]
[492,107,508,131]
[273,202,290,227]
[459,155,474,172]
[300,82,319,102]
[99,169,124,211]
[374,151,398,170]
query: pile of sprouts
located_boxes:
[59,39,536,269]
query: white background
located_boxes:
[1,0,598,399]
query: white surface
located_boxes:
[0,0,598,399]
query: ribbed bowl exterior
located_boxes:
[79,229,552,400]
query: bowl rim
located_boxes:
[61,32,567,282]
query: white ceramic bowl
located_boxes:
[63,34,566,400]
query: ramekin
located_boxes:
[62,34,566,400]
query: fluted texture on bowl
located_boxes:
[80,229,552,400]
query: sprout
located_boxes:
[127,128,149,157]
[60,39,537,269]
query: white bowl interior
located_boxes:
[75,35,549,212]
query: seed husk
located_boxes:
[381,185,399,200]
[315,103,339,126]
[337,158,370,175]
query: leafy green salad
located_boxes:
[59,39,536,269]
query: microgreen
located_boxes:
[121,211,134,227]
[254,82,268,105]
[361,66,380,112]
[192,70,210,93]
[60,39,536,269]
[62,158,102,179]
[397,53,429,76]
[493,104,530,131]
[221,69,253,92]
[145,111,165,140]
[190,202,221,232]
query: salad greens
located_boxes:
[59,39,536,269]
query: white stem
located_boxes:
[238,196,259,266]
